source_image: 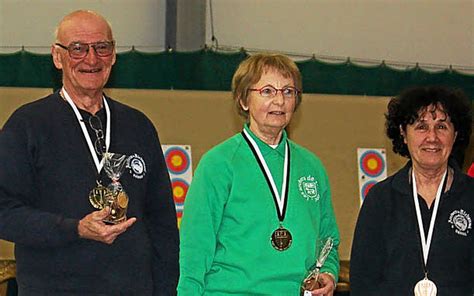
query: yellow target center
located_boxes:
[367,158,378,170]
[173,186,184,198]
[171,155,183,167]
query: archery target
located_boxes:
[165,146,191,175]
[361,180,378,200]
[359,150,385,178]
[162,145,193,228]
[357,148,387,205]
[172,178,189,205]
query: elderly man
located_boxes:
[0,10,179,295]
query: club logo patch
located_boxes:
[127,154,146,179]
[298,175,320,201]
[448,209,471,236]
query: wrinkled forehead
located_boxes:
[57,12,113,43]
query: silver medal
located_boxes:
[414,277,437,296]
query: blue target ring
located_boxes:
[165,147,191,175]
[361,180,378,201]
[359,150,385,178]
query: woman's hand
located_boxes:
[310,273,336,296]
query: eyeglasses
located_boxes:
[55,41,115,59]
[88,115,106,156]
[248,85,300,99]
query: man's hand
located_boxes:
[310,273,336,296]
[78,208,137,244]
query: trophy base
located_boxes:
[103,215,127,225]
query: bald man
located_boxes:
[0,10,179,295]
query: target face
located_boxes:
[162,145,193,229]
[172,178,189,204]
[357,148,387,206]
[165,147,190,175]
[359,150,385,178]
[361,180,377,201]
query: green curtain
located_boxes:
[1,48,473,99]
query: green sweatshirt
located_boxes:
[178,126,340,295]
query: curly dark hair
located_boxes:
[385,86,472,158]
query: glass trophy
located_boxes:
[103,152,129,224]
[300,237,334,296]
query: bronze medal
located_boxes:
[271,226,292,251]
[88,182,112,209]
[242,130,292,252]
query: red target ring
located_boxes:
[361,180,377,200]
[468,163,474,177]
[165,147,190,175]
[360,151,385,178]
[172,178,189,204]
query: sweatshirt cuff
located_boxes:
[59,218,80,242]
[322,272,337,288]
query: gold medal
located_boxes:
[88,182,112,209]
[116,191,129,209]
[414,277,437,296]
[271,226,292,251]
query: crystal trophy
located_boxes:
[300,237,334,296]
[103,152,129,224]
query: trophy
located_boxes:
[300,237,334,296]
[102,152,129,224]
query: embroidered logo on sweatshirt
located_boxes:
[298,175,320,201]
[127,154,147,179]
[448,209,472,236]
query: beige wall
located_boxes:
[206,0,474,69]
[1,87,466,261]
[0,0,166,53]
[2,1,473,70]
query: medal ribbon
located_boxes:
[412,168,447,269]
[242,129,290,221]
[62,87,111,173]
